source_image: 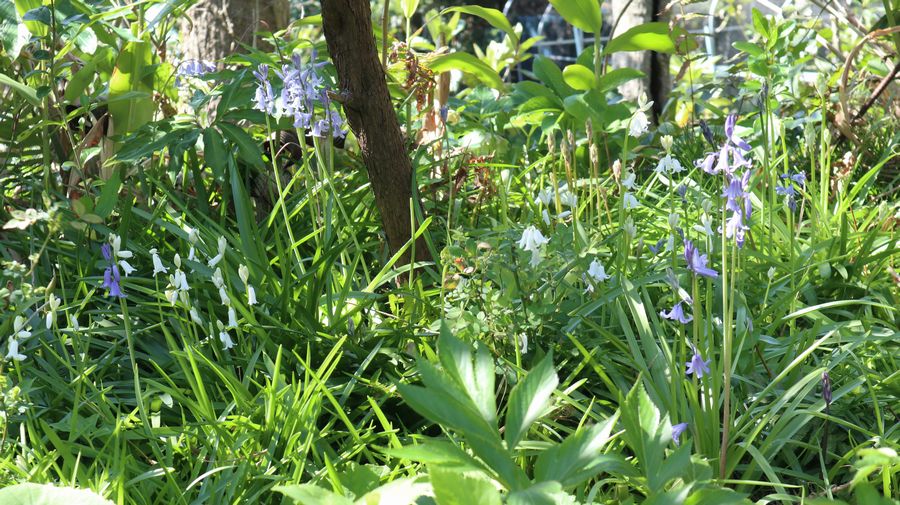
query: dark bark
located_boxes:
[321,0,429,266]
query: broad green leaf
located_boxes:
[430,52,504,90]
[0,0,29,59]
[355,477,432,505]
[562,64,595,91]
[443,6,516,43]
[108,35,156,136]
[429,467,501,505]
[387,441,486,472]
[532,56,574,99]
[0,72,40,107]
[0,484,113,505]
[64,60,97,102]
[504,351,558,449]
[274,484,352,505]
[534,414,625,486]
[607,22,679,54]
[596,68,646,94]
[684,488,751,505]
[547,0,602,33]
[202,127,227,177]
[218,122,264,169]
[506,482,567,505]
[400,0,419,19]
[94,169,121,217]
[14,0,46,36]
[437,323,497,426]
[732,41,764,57]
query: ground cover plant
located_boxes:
[0,0,898,503]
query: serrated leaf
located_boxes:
[274,484,352,505]
[430,52,504,90]
[0,484,114,505]
[547,0,602,33]
[504,351,558,449]
[437,323,497,426]
[534,414,623,486]
[430,467,502,505]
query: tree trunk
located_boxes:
[179,0,289,62]
[609,0,670,119]
[321,0,429,266]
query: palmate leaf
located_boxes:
[430,466,502,505]
[0,484,114,505]
[533,414,632,487]
[437,322,497,426]
[503,351,557,449]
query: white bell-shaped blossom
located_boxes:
[517,226,549,267]
[150,248,168,276]
[587,259,610,282]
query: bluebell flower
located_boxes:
[724,114,751,151]
[672,422,689,446]
[660,301,693,324]
[253,64,277,115]
[101,243,125,298]
[177,59,215,78]
[683,240,717,278]
[686,352,711,378]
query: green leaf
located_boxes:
[355,477,432,505]
[532,56,574,99]
[64,60,97,102]
[607,22,678,54]
[430,467,502,505]
[94,169,121,218]
[218,122,264,169]
[430,52,504,90]
[562,64,595,91]
[751,8,769,39]
[0,72,40,107]
[684,488,751,505]
[437,322,497,426]
[0,484,114,505]
[202,127,227,178]
[596,68,646,94]
[108,35,156,136]
[400,0,419,19]
[14,0,46,36]
[732,41,764,57]
[547,0,602,33]
[22,6,51,26]
[534,414,625,487]
[0,0,29,59]
[504,351,558,449]
[274,484,352,505]
[443,6,516,43]
[387,441,485,472]
[506,482,567,505]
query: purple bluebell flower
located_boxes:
[648,238,665,255]
[100,241,126,298]
[686,352,711,378]
[683,240,718,278]
[777,171,806,211]
[267,52,347,139]
[699,120,715,147]
[660,301,693,324]
[253,64,277,115]
[177,59,216,78]
[696,152,718,174]
[672,422,689,446]
[724,211,748,248]
[440,105,449,123]
[725,114,751,151]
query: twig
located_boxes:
[853,60,900,121]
